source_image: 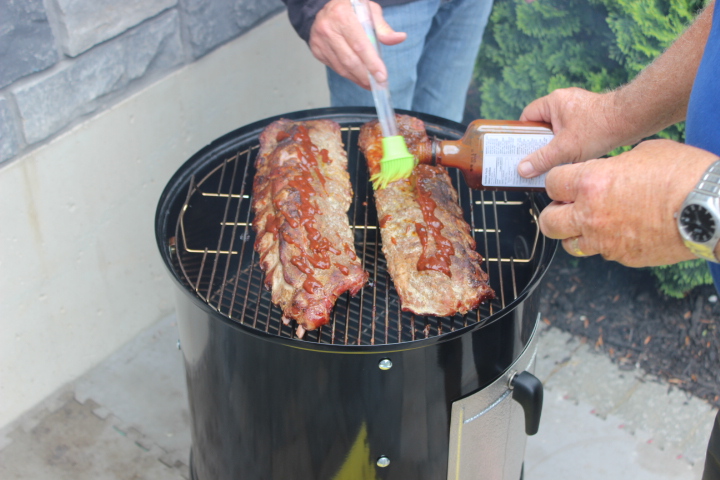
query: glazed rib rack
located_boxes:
[169,121,544,347]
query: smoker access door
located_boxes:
[447,318,542,480]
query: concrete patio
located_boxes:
[0,314,714,479]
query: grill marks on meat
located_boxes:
[252,119,368,332]
[359,115,495,317]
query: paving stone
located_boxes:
[181,0,284,58]
[541,339,643,419]
[2,318,716,479]
[681,408,716,466]
[0,97,20,163]
[0,388,74,451]
[50,0,177,57]
[534,323,584,382]
[13,40,126,144]
[0,0,58,88]
[159,450,192,479]
[537,325,718,468]
[0,397,184,480]
[613,376,716,455]
[525,394,703,480]
[92,406,112,420]
[74,314,191,468]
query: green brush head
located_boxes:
[370,135,417,190]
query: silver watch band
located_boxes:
[695,160,720,196]
[682,160,720,262]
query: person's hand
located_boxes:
[539,139,719,267]
[517,87,637,178]
[309,0,407,89]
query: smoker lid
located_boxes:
[155,107,556,352]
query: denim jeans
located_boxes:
[709,261,720,293]
[705,409,720,480]
[327,0,494,122]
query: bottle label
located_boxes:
[482,134,554,188]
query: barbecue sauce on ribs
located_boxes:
[359,114,495,317]
[414,167,455,277]
[252,119,368,333]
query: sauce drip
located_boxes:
[292,125,327,188]
[291,256,314,275]
[334,263,350,275]
[264,213,282,237]
[319,148,331,164]
[414,167,455,277]
[303,274,323,294]
[272,124,352,290]
[343,243,357,261]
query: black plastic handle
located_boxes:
[511,371,543,436]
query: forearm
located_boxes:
[609,0,714,146]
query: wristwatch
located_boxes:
[677,159,720,262]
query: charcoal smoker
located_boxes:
[154,108,557,480]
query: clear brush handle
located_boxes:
[350,0,398,138]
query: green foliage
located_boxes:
[602,0,704,75]
[473,0,711,297]
[476,0,627,120]
[649,260,713,298]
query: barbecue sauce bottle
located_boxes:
[421,120,553,191]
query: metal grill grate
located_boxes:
[168,125,543,346]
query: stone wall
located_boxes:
[0,0,284,164]
[0,11,328,428]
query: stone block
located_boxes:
[13,10,184,145]
[14,42,127,144]
[234,0,285,31]
[0,97,20,163]
[49,0,178,57]
[0,0,58,88]
[181,0,284,58]
[123,10,184,81]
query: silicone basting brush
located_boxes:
[351,0,416,190]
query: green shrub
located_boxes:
[650,260,713,298]
[473,0,711,297]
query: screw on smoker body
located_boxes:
[378,358,392,370]
[377,456,390,468]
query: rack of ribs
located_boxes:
[252,119,368,334]
[359,115,495,317]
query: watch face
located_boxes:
[680,204,716,242]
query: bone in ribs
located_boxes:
[359,115,495,317]
[252,119,368,333]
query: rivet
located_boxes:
[177,340,182,350]
[507,370,518,389]
[378,358,392,370]
[377,456,390,468]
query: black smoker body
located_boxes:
[155,108,557,480]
